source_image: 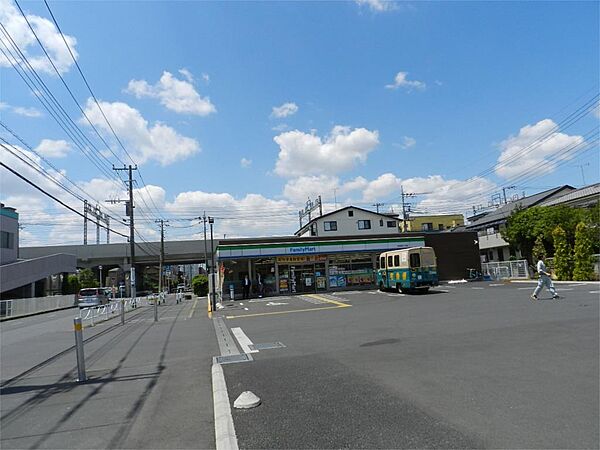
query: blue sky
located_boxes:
[1,0,598,245]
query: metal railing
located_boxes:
[481,260,530,280]
[78,297,141,327]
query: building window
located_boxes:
[421,223,433,231]
[387,221,396,228]
[0,231,13,249]
[310,223,317,236]
[357,220,371,230]
[348,210,354,217]
[324,221,337,231]
[379,219,384,227]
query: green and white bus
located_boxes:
[376,247,439,293]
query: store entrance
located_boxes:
[281,263,327,294]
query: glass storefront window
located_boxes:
[329,254,374,288]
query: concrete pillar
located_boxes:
[325,257,330,290]
[29,282,35,298]
[274,261,280,295]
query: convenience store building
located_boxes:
[216,231,480,298]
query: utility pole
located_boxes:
[576,163,589,186]
[155,219,168,322]
[372,202,384,213]
[112,165,138,303]
[83,199,88,245]
[333,188,338,210]
[400,186,406,232]
[399,186,416,232]
[202,212,208,277]
[209,216,216,311]
[502,185,516,205]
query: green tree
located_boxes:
[573,222,595,281]
[552,226,572,280]
[78,268,99,288]
[502,205,591,263]
[192,274,209,297]
[532,234,546,260]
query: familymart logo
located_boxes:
[289,246,317,254]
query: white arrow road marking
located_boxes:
[231,327,259,354]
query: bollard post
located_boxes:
[73,317,86,382]
[154,294,158,322]
[121,298,125,325]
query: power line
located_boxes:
[0,161,129,239]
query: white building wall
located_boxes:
[303,208,398,237]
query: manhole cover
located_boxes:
[249,342,286,351]
[213,354,252,365]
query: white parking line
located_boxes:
[518,287,533,290]
[489,284,504,287]
[231,327,259,354]
[590,291,599,294]
[472,287,484,290]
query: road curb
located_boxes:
[212,363,239,450]
[510,280,600,285]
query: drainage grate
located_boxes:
[249,342,286,351]
[213,353,253,365]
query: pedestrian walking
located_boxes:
[242,274,251,299]
[531,255,560,301]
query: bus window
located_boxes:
[394,255,400,266]
[380,256,386,268]
[410,253,420,268]
[387,256,393,267]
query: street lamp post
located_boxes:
[209,217,216,311]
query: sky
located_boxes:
[1,0,598,248]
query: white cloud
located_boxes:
[394,136,416,149]
[385,71,426,91]
[34,139,71,158]
[272,123,289,132]
[178,68,194,83]
[355,0,397,12]
[274,125,379,178]
[271,102,298,119]
[125,71,216,116]
[282,175,368,203]
[82,98,200,166]
[240,157,252,168]
[495,119,585,179]
[0,0,78,75]
[12,106,42,117]
[166,191,294,237]
[0,102,42,117]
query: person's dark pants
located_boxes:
[243,286,249,299]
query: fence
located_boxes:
[79,298,140,327]
[481,260,530,280]
[0,294,76,319]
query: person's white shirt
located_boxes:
[537,260,547,275]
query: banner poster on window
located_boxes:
[290,266,297,293]
[316,277,326,289]
[336,275,346,287]
[329,275,338,287]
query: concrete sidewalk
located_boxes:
[0,298,218,449]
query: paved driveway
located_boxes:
[218,282,599,449]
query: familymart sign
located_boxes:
[217,237,425,259]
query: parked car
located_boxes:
[77,288,109,308]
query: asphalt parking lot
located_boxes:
[219,282,599,449]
